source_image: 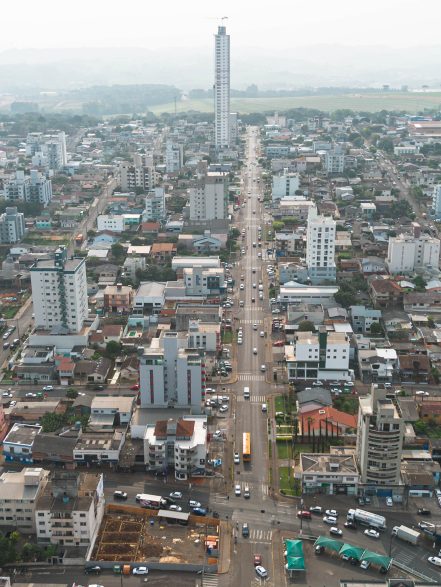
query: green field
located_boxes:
[149,92,441,115]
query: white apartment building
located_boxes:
[144,416,207,480]
[26,132,67,170]
[324,149,345,174]
[432,184,441,220]
[35,472,105,548]
[306,208,336,284]
[96,214,125,233]
[356,385,404,485]
[275,198,316,221]
[229,112,238,143]
[139,331,205,411]
[386,231,440,274]
[286,330,351,382]
[350,305,382,334]
[4,170,52,207]
[0,207,25,243]
[119,160,157,192]
[165,141,183,173]
[0,468,49,533]
[189,172,228,221]
[183,266,226,296]
[272,169,300,201]
[30,246,88,333]
[214,25,230,148]
[187,320,221,352]
[144,187,166,221]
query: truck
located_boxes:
[347,508,386,530]
[136,493,166,509]
[392,525,420,545]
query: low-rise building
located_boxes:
[144,416,207,480]
[103,283,134,313]
[132,282,165,316]
[3,423,42,463]
[298,451,359,496]
[187,320,221,353]
[0,467,49,533]
[35,471,105,548]
[358,348,399,383]
[350,305,382,334]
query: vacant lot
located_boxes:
[149,92,441,115]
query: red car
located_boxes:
[253,554,262,566]
[297,511,311,519]
[130,383,140,391]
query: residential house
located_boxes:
[399,354,431,383]
[350,305,382,334]
[74,357,111,384]
[298,407,357,436]
[298,451,359,496]
[89,396,134,430]
[32,433,79,467]
[369,279,402,309]
[357,348,399,383]
[150,242,177,262]
[3,424,42,463]
[103,283,134,313]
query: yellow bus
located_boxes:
[243,432,251,462]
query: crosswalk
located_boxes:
[250,529,273,543]
[240,319,263,324]
[243,306,263,312]
[238,374,265,382]
[237,481,269,496]
[237,394,267,402]
[201,573,218,586]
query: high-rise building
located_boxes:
[144,187,166,221]
[324,148,345,174]
[30,246,88,333]
[214,25,230,148]
[4,170,52,208]
[0,207,25,243]
[306,208,336,283]
[189,172,228,221]
[139,331,205,411]
[272,168,300,201]
[432,184,441,219]
[356,385,404,486]
[165,141,183,173]
[386,224,440,274]
[25,131,67,170]
[119,160,157,193]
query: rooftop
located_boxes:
[4,423,41,446]
[300,453,358,475]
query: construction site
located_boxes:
[91,505,220,566]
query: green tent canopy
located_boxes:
[284,539,304,557]
[286,555,305,571]
[360,550,392,569]
[339,543,365,561]
[314,536,344,552]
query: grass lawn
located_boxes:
[222,331,233,344]
[277,441,294,460]
[274,393,296,414]
[149,92,441,115]
[279,466,300,497]
[333,396,359,415]
[2,306,20,319]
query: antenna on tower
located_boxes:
[221,16,228,25]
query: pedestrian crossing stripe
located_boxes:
[200,573,218,586]
[239,319,263,324]
[238,482,269,496]
[243,306,263,311]
[237,395,267,402]
[238,374,265,381]
[250,529,272,542]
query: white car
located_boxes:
[364,529,380,539]
[260,365,266,372]
[428,556,441,567]
[259,331,264,337]
[169,491,183,500]
[255,566,268,578]
[234,452,240,464]
[168,505,182,512]
[325,509,338,517]
[9,400,16,407]
[43,385,53,391]
[240,284,244,290]
[235,484,241,496]
[237,338,243,345]
[386,497,393,506]
[272,309,280,314]
[219,405,229,413]
[133,566,149,575]
[253,323,258,330]
[415,390,430,396]
[330,527,343,536]
[252,283,257,289]
[360,560,370,570]
[253,348,258,354]
[189,500,201,508]
[323,516,337,525]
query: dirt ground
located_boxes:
[92,511,217,563]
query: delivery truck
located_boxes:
[392,525,420,545]
[347,508,386,530]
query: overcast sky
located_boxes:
[1,0,440,52]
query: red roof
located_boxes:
[299,407,357,434]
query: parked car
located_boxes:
[235,484,241,496]
[309,506,323,514]
[113,491,128,500]
[169,491,183,500]
[297,511,311,519]
[169,505,182,512]
[234,452,240,464]
[360,560,370,570]
[429,556,441,567]
[344,521,356,529]
[325,509,338,517]
[192,507,207,516]
[330,527,343,536]
[418,508,431,516]
[255,566,268,578]
[84,565,102,575]
[364,529,380,539]
[133,567,149,575]
[323,516,337,525]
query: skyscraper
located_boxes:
[306,208,337,284]
[214,25,230,148]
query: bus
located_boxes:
[243,432,251,462]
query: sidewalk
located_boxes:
[217,520,231,574]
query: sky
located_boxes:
[1,0,440,52]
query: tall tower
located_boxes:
[214,24,230,149]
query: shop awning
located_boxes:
[339,543,365,561]
[286,555,305,571]
[284,539,304,557]
[314,536,344,552]
[360,550,392,569]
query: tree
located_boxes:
[110,243,125,261]
[298,320,315,332]
[66,388,78,399]
[105,340,122,359]
[272,221,285,231]
[334,289,357,308]
[370,322,383,336]
[40,412,67,433]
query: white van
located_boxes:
[261,403,267,413]
[243,386,250,400]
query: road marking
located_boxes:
[200,573,219,586]
[236,395,267,402]
[250,529,273,542]
[240,319,263,324]
[238,374,265,382]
